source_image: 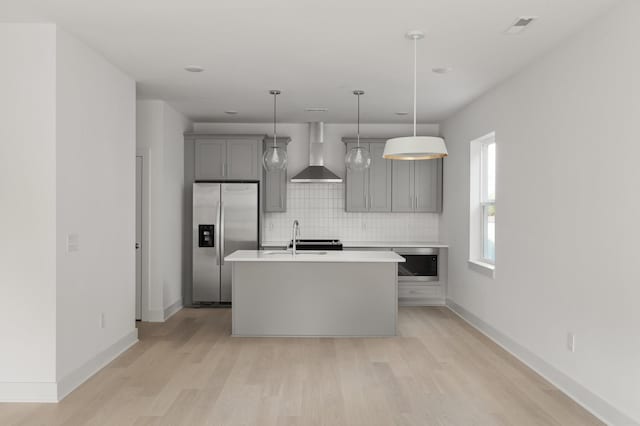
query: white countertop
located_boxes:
[225,250,405,263]
[261,241,448,248]
[343,241,448,248]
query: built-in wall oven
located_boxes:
[393,247,439,282]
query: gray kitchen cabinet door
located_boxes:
[392,160,415,212]
[345,142,369,212]
[414,159,443,212]
[368,143,392,212]
[264,168,286,212]
[195,139,226,180]
[226,139,259,179]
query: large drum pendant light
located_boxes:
[383,31,448,160]
[262,90,288,171]
[345,90,372,172]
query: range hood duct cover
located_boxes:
[290,122,343,183]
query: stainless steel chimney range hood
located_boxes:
[290,122,343,183]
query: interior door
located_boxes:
[135,156,143,320]
[193,183,221,302]
[220,183,259,302]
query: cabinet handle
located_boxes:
[410,195,413,209]
[369,194,372,210]
[415,195,419,209]
[223,162,227,177]
[280,193,284,208]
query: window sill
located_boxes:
[468,259,495,278]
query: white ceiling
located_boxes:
[2,0,618,123]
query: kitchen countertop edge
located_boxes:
[225,250,405,263]
[261,241,449,248]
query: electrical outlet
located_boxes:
[567,332,575,352]
[100,312,106,329]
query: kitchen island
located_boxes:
[224,250,405,337]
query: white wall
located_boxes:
[137,100,191,321]
[441,1,640,424]
[0,23,138,402]
[0,23,58,400]
[55,28,137,393]
[192,122,440,180]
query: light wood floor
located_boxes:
[0,307,602,426]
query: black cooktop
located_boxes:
[288,239,343,250]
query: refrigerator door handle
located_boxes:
[215,201,221,265]
[220,201,225,265]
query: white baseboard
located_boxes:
[163,299,183,320]
[146,308,165,322]
[56,329,138,401]
[0,382,58,403]
[147,299,183,322]
[0,329,138,403]
[399,298,445,307]
[446,299,639,426]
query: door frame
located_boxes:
[135,152,150,321]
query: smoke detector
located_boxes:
[504,16,538,35]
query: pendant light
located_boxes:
[262,90,288,171]
[345,90,372,172]
[383,31,448,160]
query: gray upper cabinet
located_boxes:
[343,140,392,212]
[391,159,414,212]
[368,143,392,212]
[195,139,226,180]
[226,139,259,179]
[414,159,442,212]
[192,136,262,181]
[392,158,443,213]
[263,138,290,212]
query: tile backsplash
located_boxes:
[263,183,440,243]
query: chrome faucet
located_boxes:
[291,220,300,255]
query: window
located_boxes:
[480,141,496,263]
[470,133,496,271]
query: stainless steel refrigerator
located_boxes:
[192,182,259,303]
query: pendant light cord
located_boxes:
[273,92,277,147]
[357,92,361,147]
[413,35,417,137]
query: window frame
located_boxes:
[480,140,496,265]
[469,132,496,272]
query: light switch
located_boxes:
[67,234,80,252]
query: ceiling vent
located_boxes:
[505,16,538,35]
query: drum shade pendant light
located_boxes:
[263,90,288,171]
[345,90,372,172]
[383,31,448,160]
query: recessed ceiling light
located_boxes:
[305,107,329,113]
[395,111,409,116]
[184,65,205,72]
[224,110,238,115]
[504,16,538,35]
[432,66,453,74]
